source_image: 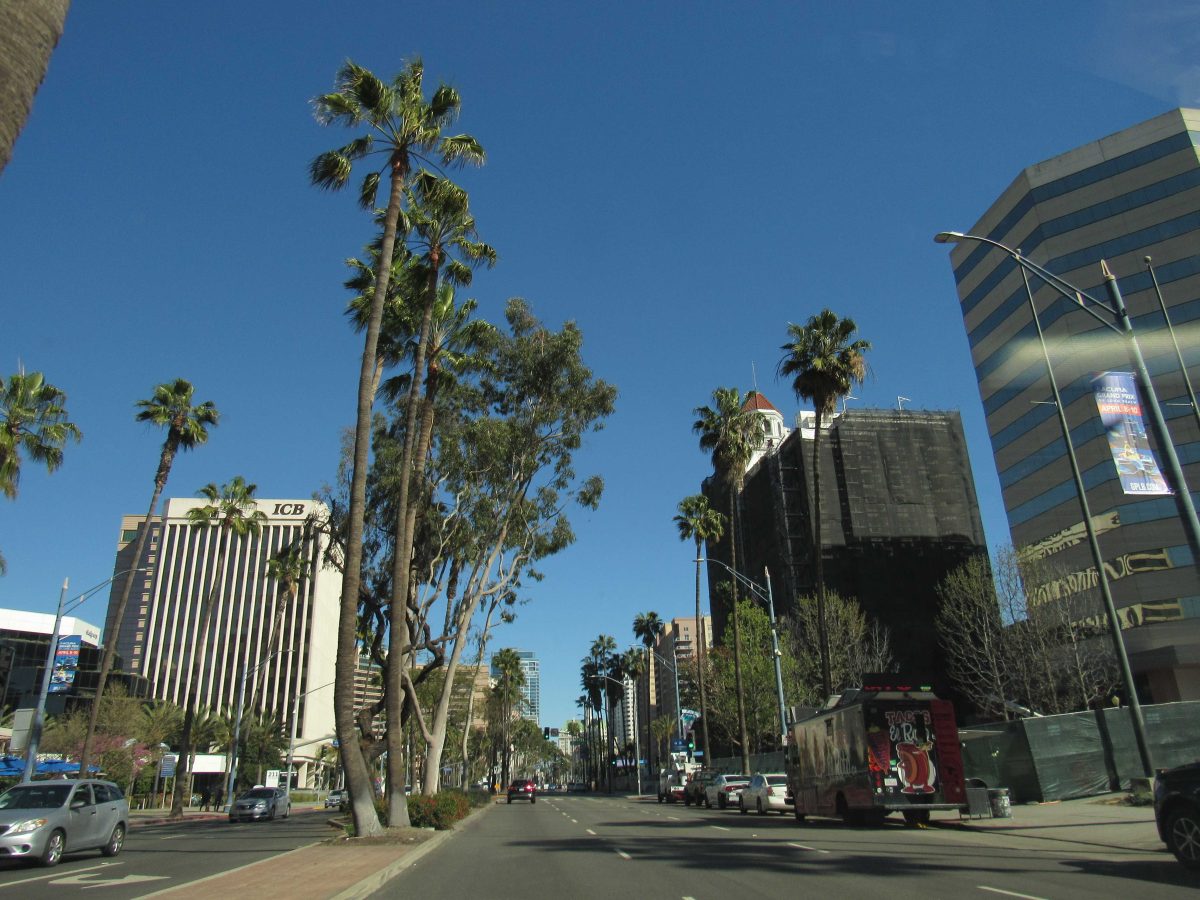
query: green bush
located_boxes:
[407,790,471,830]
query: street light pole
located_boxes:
[651,647,683,757]
[225,647,291,806]
[1144,256,1200,436]
[285,680,335,793]
[24,569,147,784]
[700,557,789,750]
[935,232,1161,778]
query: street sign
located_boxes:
[670,738,685,751]
[160,754,177,778]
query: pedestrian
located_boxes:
[214,785,224,810]
[200,786,211,812]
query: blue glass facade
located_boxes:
[946,108,1200,702]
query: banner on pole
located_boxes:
[1092,371,1171,496]
[48,635,82,693]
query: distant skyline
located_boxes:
[3,2,1199,729]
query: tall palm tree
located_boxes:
[170,477,266,818]
[631,612,663,777]
[0,368,81,501]
[491,648,523,786]
[673,494,726,764]
[257,539,309,709]
[80,379,218,775]
[311,59,483,833]
[778,310,870,697]
[693,386,762,775]
[618,646,645,784]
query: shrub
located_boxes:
[407,790,471,830]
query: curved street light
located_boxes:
[23,569,148,784]
[935,231,1162,778]
[699,557,789,749]
[225,647,292,807]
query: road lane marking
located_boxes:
[615,849,632,859]
[788,841,830,854]
[570,818,578,823]
[710,825,730,831]
[667,816,680,820]
[587,829,597,835]
[978,888,1049,900]
[51,872,170,888]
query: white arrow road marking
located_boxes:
[50,872,170,889]
[788,842,830,854]
[0,861,118,889]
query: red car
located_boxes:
[507,779,536,804]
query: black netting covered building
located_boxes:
[702,405,987,694]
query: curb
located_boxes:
[332,801,495,900]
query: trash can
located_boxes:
[987,788,1011,818]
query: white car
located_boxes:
[739,773,790,814]
[705,774,751,809]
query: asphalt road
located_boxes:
[378,794,1199,900]
[0,808,331,899]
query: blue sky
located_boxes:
[3,1,1199,729]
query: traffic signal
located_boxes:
[543,727,551,739]
[686,732,695,759]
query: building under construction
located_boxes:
[702,396,988,693]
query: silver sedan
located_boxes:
[739,773,790,814]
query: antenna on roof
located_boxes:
[751,362,759,393]
[897,396,910,411]
[840,394,857,414]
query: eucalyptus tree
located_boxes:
[778,310,869,697]
[693,387,762,774]
[80,379,218,776]
[673,494,725,763]
[170,477,266,818]
[631,612,662,775]
[0,368,81,501]
[401,299,613,793]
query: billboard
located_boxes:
[48,635,81,693]
[1092,371,1170,496]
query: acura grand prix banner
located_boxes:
[1092,371,1171,496]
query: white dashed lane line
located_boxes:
[787,842,830,854]
[615,849,632,860]
[977,888,1050,900]
[586,829,597,835]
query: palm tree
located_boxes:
[631,612,663,777]
[311,59,483,833]
[673,495,726,764]
[693,386,762,775]
[618,646,644,786]
[0,368,81,501]
[491,648,523,787]
[258,539,309,708]
[0,0,69,175]
[778,310,870,697]
[80,379,218,775]
[170,477,266,818]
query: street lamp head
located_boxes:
[933,231,965,244]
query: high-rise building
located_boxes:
[491,649,540,724]
[705,395,988,694]
[106,498,339,775]
[943,108,1200,702]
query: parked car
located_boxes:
[325,788,347,809]
[739,773,790,815]
[229,787,290,822]
[1155,761,1200,869]
[0,779,128,867]
[706,774,751,809]
[683,769,715,807]
[507,779,537,804]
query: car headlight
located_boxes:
[254,801,267,808]
[6,818,48,836]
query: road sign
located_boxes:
[160,754,177,778]
[670,738,685,751]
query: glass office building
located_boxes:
[943,108,1200,702]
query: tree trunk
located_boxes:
[420,606,473,793]
[812,414,832,697]
[728,485,750,775]
[0,0,69,176]
[387,253,440,827]
[81,468,167,775]
[334,157,408,839]
[694,539,711,763]
[171,526,230,818]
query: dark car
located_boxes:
[229,787,290,822]
[325,789,347,810]
[683,770,715,807]
[507,779,536,804]
[1155,761,1200,869]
